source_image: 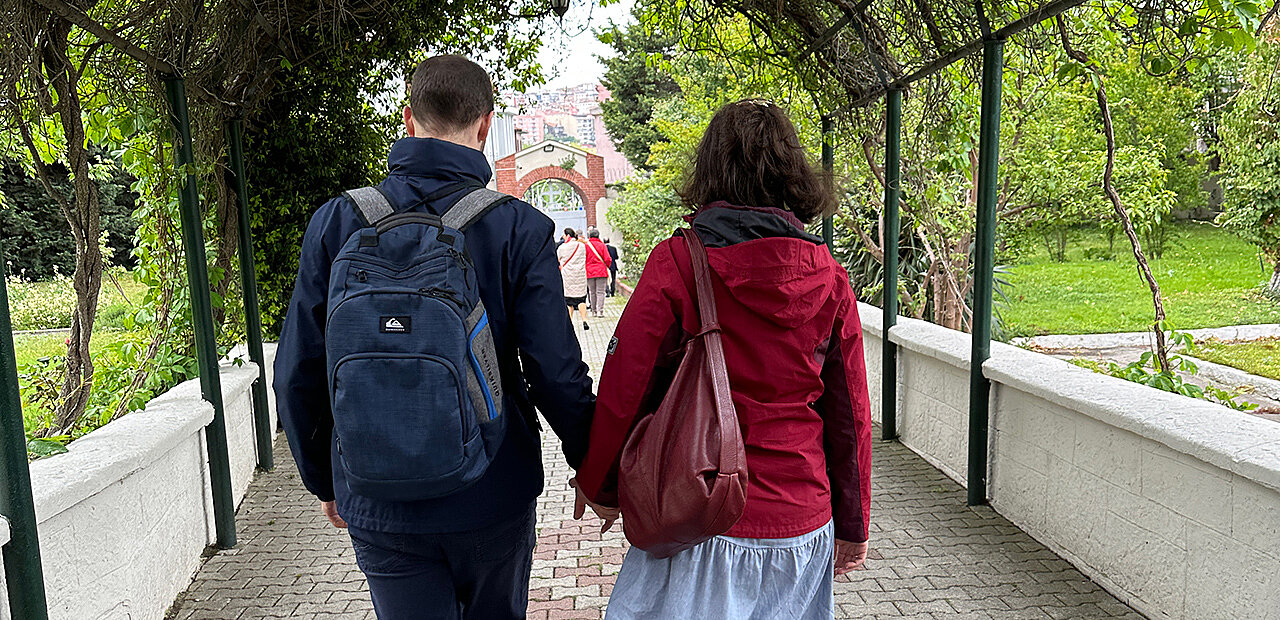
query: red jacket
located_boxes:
[584,237,612,279]
[576,203,873,542]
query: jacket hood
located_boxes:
[689,203,836,328]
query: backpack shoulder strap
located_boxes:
[343,186,395,226]
[443,187,513,231]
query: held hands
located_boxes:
[569,477,620,533]
[834,539,869,575]
[321,500,348,529]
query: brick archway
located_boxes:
[495,140,607,226]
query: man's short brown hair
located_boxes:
[410,55,494,134]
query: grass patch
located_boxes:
[1002,223,1280,336]
[1193,338,1280,381]
[12,331,131,368]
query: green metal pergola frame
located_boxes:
[811,0,1087,509]
[1,4,278,616]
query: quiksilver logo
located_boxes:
[380,316,412,334]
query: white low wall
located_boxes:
[0,344,277,620]
[860,303,1280,620]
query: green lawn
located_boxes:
[9,271,146,366]
[1194,338,1280,381]
[11,331,130,368]
[1002,223,1280,336]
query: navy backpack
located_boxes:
[325,184,509,501]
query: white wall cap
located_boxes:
[886,315,973,372]
[983,344,1280,493]
[856,301,884,337]
[29,362,262,522]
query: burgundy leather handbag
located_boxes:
[617,229,749,558]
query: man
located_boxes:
[604,237,619,297]
[274,55,614,619]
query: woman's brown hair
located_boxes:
[680,99,835,224]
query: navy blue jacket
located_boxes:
[274,137,595,533]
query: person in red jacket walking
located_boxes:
[583,229,612,317]
[572,99,873,619]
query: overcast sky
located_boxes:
[534,0,635,89]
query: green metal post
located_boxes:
[821,115,834,251]
[164,77,237,547]
[881,88,902,441]
[226,119,273,471]
[967,38,1004,507]
[0,265,49,619]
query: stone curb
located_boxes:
[1184,354,1280,401]
[1014,324,1280,350]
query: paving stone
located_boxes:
[167,302,1143,619]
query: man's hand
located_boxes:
[569,477,620,533]
[834,539,868,575]
[322,501,348,529]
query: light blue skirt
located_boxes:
[605,521,834,619]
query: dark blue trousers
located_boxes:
[348,506,537,619]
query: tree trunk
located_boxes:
[213,165,237,327]
[1268,260,1280,298]
[41,18,103,434]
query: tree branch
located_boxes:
[1057,15,1170,372]
[25,0,177,75]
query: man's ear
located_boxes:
[476,111,495,148]
[403,106,416,137]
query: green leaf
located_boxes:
[1178,16,1198,36]
[27,438,69,458]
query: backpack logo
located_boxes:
[380,316,412,334]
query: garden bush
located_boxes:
[6,273,76,330]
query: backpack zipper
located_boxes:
[447,248,471,277]
[420,287,465,310]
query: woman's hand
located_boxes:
[570,477,620,533]
[834,539,868,575]
[321,501,348,529]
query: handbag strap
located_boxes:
[585,238,606,263]
[682,229,742,476]
[560,242,581,270]
[683,229,720,333]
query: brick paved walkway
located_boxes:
[170,298,1141,619]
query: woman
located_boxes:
[557,228,590,330]
[573,100,873,618]
[584,229,613,316]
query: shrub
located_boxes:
[6,273,77,331]
[0,157,139,280]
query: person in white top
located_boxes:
[557,228,590,330]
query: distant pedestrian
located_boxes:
[558,228,590,330]
[604,238,619,297]
[584,229,612,317]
